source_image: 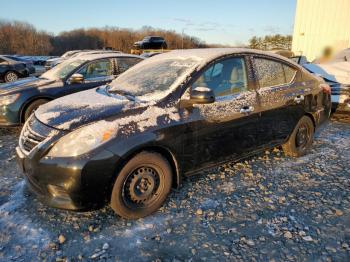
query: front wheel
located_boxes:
[111,152,173,219]
[4,71,19,82]
[24,99,49,122]
[282,116,314,157]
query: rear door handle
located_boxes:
[294,95,304,104]
[240,106,254,114]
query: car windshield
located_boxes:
[41,59,86,80]
[109,57,199,100]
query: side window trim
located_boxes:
[112,58,118,75]
[252,55,298,90]
[282,65,297,84]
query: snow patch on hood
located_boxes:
[116,106,180,133]
[35,87,131,130]
[57,105,181,146]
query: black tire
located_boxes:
[4,71,19,82]
[282,116,314,157]
[23,99,49,122]
[111,151,173,219]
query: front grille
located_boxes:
[19,116,55,154]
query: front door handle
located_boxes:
[294,95,304,104]
[240,106,254,114]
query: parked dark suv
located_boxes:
[0,53,143,126]
[0,55,35,82]
[16,48,331,219]
[133,36,167,50]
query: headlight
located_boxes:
[47,120,119,157]
[0,94,20,105]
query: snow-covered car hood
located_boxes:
[0,77,56,95]
[35,87,133,131]
[304,62,350,85]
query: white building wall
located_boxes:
[292,0,350,61]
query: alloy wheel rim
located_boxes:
[295,123,310,150]
[6,72,18,82]
[123,166,162,208]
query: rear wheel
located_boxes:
[111,152,172,219]
[282,116,314,157]
[23,99,49,122]
[4,71,18,82]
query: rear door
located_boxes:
[252,56,305,148]
[181,55,260,172]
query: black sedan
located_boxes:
[0,55,35,83]
[16,48,331,219]
[0,53,143,126]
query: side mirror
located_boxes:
[180,87,215,108]
[190,87,215,104]
[69,73,84,84]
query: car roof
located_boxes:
[0,55,13,62]
[151,48,299,67]
[72,52,143,61]
[3,55,28,61]
[73,51,122,57]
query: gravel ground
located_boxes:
[0,117,349,262]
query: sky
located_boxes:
[1,0,297,45]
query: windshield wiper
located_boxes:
[106,86,136,101]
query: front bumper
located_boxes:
[16,143,121,211]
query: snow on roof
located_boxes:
[75,52,142,61]
[146,48,298,68]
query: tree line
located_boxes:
[248,35,292,51]
[0,20,293,56]
[0,20,209,56]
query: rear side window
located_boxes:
[117,58,142,74]
[254,58,296,88]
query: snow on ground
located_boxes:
[0,118,349,261]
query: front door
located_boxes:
[181,56,260,173]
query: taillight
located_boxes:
[320,83,331,95]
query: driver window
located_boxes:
[77,59,113,80]
[193,57,248,97]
